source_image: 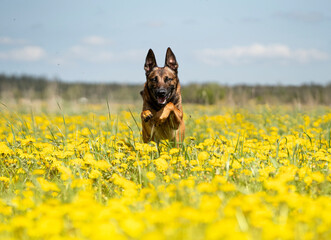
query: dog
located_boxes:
[140,47,185,143]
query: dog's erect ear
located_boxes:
[144,49,157,75]
[165,47,178,72]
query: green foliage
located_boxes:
[1,74,330,105]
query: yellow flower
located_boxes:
[311,172,324,183]
[89,169,102,179]
[0,176,10,184]
[169,148,180,155]
[198,151,209,163]
[146,172,156,181]
[0,200,12,216]
[120,217,145,238]
[171,173,181,180]
[190,160,198,166]
[163,175,171,183]
[304,176,313,186]
[220,182,236,192]
[95,160,111,170]
[37,178,60,192]
[32,169,45,175]
[197,182,216,193]
[71,179,92,188]
[232,160,242,169]
[154,158,169,172]
[0,142,13,156]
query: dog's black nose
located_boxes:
[156,89,167,97]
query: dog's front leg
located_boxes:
[141,110,153,122]
[141,110,155,143]
[155,102,182,128]
[141,110,154,143]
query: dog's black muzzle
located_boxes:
[155,88,169,105]
[156,88,167,98]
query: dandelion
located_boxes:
[0,176,10,184]
[171,173,181,180]
[154,158,169,172]
[89,169,102,179]
[37,178,60,192]
[163,175,171,183]
[32,169,44,175]
[0,142,13,156]
[169,148,179,155]
[121,217,145,238]
[311,172,324,183]
[232,160,242,169]
[198,151,209,163]
[146,172,156,181]
[304,176,313,186]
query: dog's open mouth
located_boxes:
[155,89,172,105]
[157,96,168,105]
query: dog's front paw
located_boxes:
[155,103,174,126]
[155,117,166,126]
[142,110,153,122]
[155,111,170,126]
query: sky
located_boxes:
[0,0,331,85]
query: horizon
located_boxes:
[1,73,330,87]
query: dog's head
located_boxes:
[144,47,179,106]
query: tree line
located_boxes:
[0,74,330,105]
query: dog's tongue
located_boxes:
[157,97,167,105]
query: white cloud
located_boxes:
[274,11,329,24]
[118,49,145,62]
[54,44,145,65]
[0,46,46,61]
[69,45,113,62]
[146,21,165,28]
[82,36,111,45]
[49,36,144,65]
[0,36,26,45]
[197,44,329,65]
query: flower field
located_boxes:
[0,104,331,239]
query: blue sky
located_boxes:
[0,0,330,85]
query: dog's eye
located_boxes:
[150,77,158,82]
[165,77,173,82]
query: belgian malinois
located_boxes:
[140,47,185,143]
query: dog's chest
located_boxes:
[151,119,177,141]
